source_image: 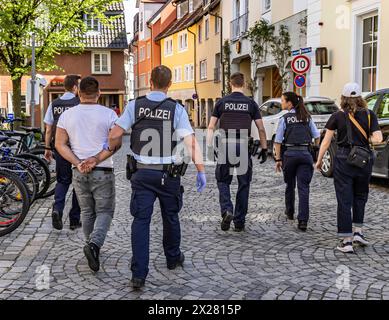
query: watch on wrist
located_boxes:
[275,159,282,162]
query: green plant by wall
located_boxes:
[223,39,232,95]
[270,25,292,91]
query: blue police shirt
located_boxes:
[274,109,320,144]
[115,91,194,164]
[44,92,77,125]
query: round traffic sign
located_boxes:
[291,55,311,75]
[294,74,306,88]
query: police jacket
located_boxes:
[131,96,177,158]
[283,112,312,146]
[51,96,80,143]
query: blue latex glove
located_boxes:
[196,172,207,193]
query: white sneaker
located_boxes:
[336,241,354,254]
[353,233,369,246]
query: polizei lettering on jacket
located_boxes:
[224,103,249,111]
[286,115,304,124]
[53,106,71,116]
[138,107,172,120]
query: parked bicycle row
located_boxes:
[0,116,56,236]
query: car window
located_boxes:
[304,103,317,115]
[260,102,281,117]
[313,103,339,114]
[377,94,389,119]
[305,102,338,115]
[365,95,379,111]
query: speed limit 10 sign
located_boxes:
[291,55,311,75]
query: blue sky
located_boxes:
[123,0,138,39]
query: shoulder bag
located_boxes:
[345,110,372,169]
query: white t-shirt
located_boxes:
[57,104,118,168]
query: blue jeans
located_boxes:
[72,169,115,248]
[53,150,80,222]
[130,169,183,280]
[334,148,374,237]
[282,151,314,222]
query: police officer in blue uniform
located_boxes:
[108,66,206,289]
[43,74,81,231]
[207,72,268,232]
[274,92,320,232]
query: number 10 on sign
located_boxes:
[291,55,311,75]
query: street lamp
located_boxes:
[315,47,332,83]
[30,29,37,127]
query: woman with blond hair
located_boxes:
[316,83,383,253]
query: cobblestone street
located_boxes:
[1,137,389,300]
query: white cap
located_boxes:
[342,82,362,98]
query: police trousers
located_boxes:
[215,143,253,228]
[282,150,314,222]
[130,169,184,280]
[53,149,80,222]
[334,148,374,237]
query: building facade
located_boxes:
[0,2,128,127]
[155,0,203,126]
[306,0,389,101]
[193,0,224,128]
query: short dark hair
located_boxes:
[64,74,81,91]
[151,65,172,89]
[79,76,99,98]
[230,72,245,88]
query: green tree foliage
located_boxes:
[270,25,292,91]
[248,19,292,96]
[0,0,120,120]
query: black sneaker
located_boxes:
[83,242,100,272]
[353,233,369,246]
[336,241,354,254]
[298,221,308,232]
[70,220,82,230]
[52,209,63,230]
[234,225,245,232]
[285,210,294,221]
[167,253,185,270]
[221,211,234,231]
[131,278,145,290]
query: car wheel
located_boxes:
[271,136,277,160]
[321,146,335,177]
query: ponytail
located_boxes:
[282,92,310,123]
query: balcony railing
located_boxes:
[230,12,249,41]
[214,67,221,83]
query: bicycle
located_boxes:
[0,167,30,237]
[0,117,56,198]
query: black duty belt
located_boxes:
[137,163,171,171]
[285,146,310,151]
[93,167,114,173]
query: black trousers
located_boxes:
[333,148,374,237]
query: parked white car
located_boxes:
[251,97,339,154]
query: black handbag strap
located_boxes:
[344,110,371,147]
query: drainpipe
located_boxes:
[187,27,200,126]
[147,23,154,69]
[132,41,140,98]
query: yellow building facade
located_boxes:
[194,1,223,127]
[306,0,389,100]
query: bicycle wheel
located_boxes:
[14,153,51,199]
[0,162,39,203]
[29,148,56,198]
[0,168,30,237]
